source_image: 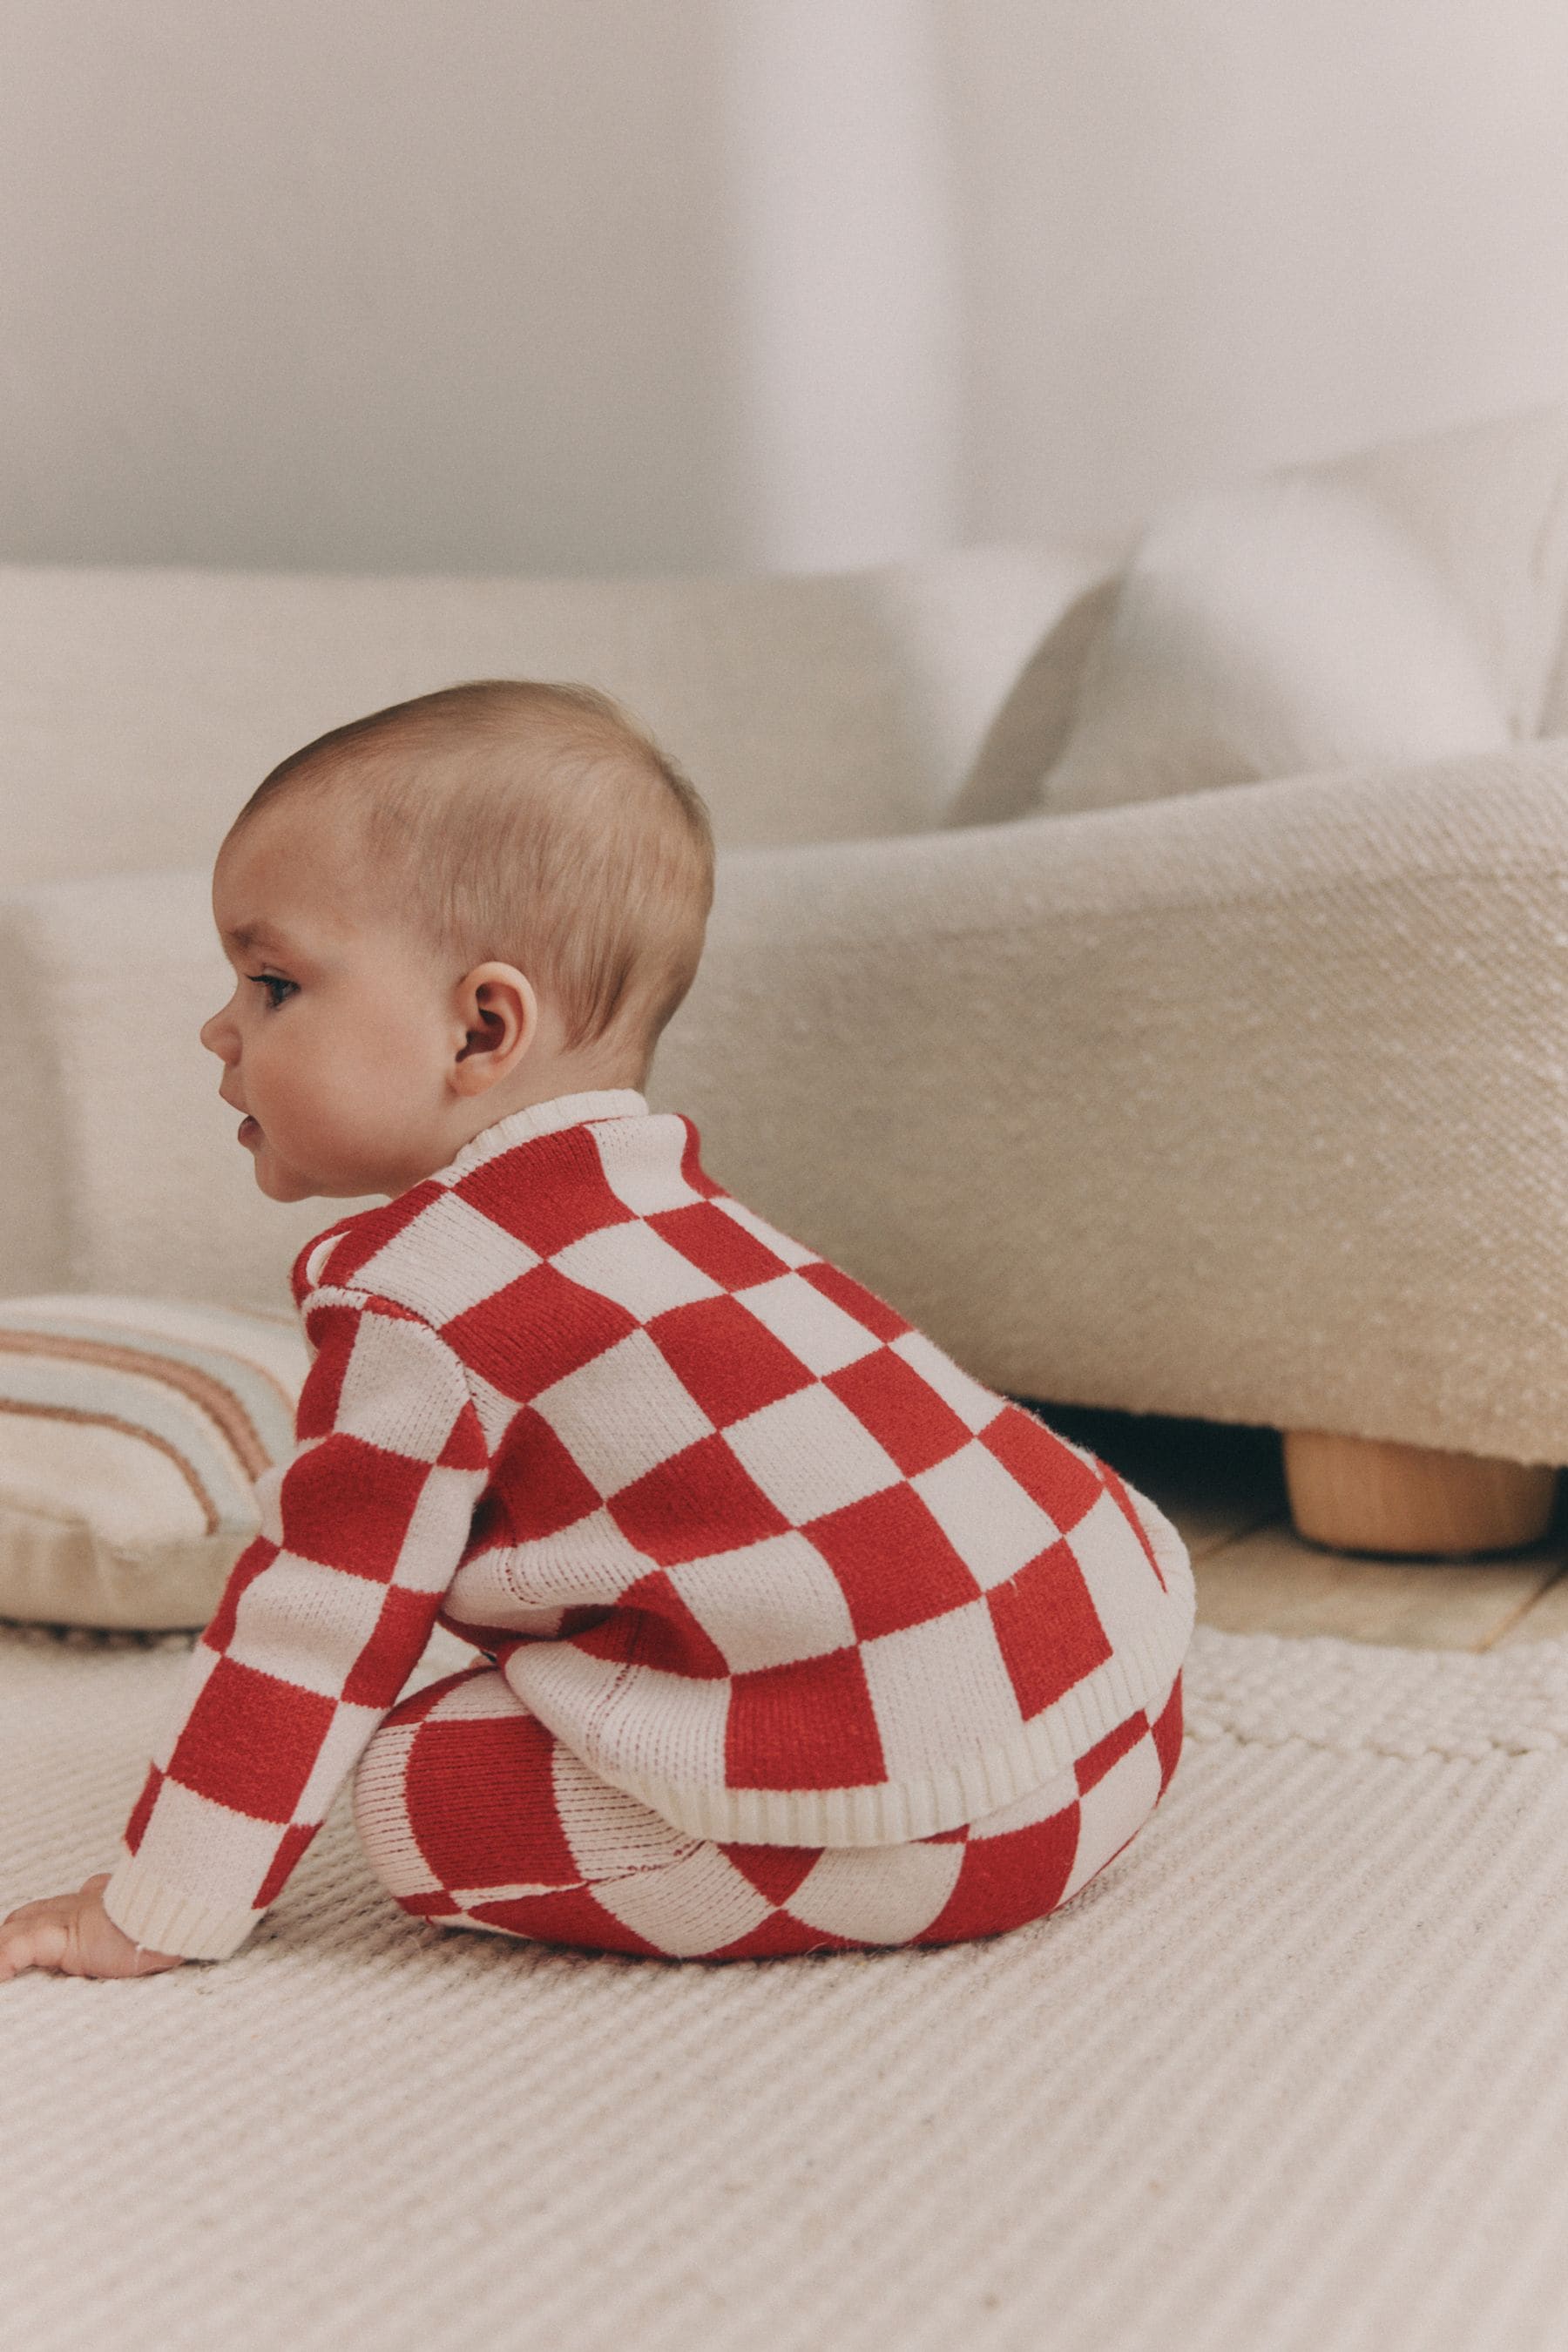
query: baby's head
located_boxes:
[202,679,715,1204]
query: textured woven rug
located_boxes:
[7,1616,1568,2352]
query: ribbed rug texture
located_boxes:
[6,1616,1568,2352]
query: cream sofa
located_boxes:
[7,405,1568,1553]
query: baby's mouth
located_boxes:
[238,1116,261,1146]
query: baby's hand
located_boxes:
[0,1874,186,1981]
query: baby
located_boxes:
[0,679,1193,1979]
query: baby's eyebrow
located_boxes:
[222,922,292,953]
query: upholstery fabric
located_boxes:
[1037,473,1511,815]
[0,545,1088,887]
[0,1296,307,1629]
[944,397,1568,830]
[1327,401,1568,740]
[654,745,1568,1470]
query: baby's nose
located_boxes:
[199,1009,234,1058]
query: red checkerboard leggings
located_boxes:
[353,1663,1185,1961]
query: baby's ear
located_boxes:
[450,962,537,1094]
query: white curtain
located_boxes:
[718,0,960,571]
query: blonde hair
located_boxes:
[229,679,715,1088]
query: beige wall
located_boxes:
[1,0,1565,574]
[944,0,1568,544]
[0,2,746,574]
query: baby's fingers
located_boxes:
[0,1908,71,1980]
[0,1876,185,1980]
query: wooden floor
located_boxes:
[1029,1402,1568,1652]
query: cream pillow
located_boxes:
[1039,473,1511,815]
[0,1295,308,1630]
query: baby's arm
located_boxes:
[3,1288,489,1978]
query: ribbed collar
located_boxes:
[436,1088,650,1186]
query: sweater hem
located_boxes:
[101,1853,264,1961]
[555,1557,1195,1850]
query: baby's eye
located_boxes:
[248,972,298,1010]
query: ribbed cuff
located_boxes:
[101,1853,264,1962]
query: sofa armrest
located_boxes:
[650,740,1568,1464]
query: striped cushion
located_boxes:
[0,1295,309,1629]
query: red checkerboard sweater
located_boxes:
[102,1088,1194,1961]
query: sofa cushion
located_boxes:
[0,1295,308,1628]
[1324,402,1568,743]
[1036,471,1511,815]
[0,548,1085,888]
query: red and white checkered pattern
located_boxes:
[102,1089,1194,1962]
[352,1660,1186,1959]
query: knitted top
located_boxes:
[101,1089,1194,1962]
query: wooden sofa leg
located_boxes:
[1281,1429,1559,1558]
